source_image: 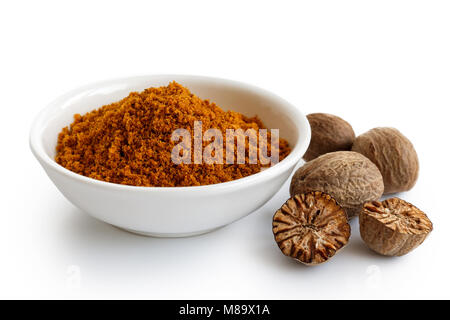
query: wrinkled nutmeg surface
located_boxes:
[304,113,355,161]
[273,192,350,265]
[351,127,419,194]
[290,151,384,218]
[360,198,432,256]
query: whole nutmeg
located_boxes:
[273,192,350,265]
[360,198,432,256]
[290,151,384,218]
[351,127,419,194]
[303,113,355,161]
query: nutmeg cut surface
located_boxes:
[273,192,350,265]
[359,198,432,256]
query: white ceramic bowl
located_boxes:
[30,75,310,237]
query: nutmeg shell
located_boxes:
[303,113,355,161]
[352,127,419,194]
[290,151,384,218]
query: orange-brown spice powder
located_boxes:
[55,82,290,187]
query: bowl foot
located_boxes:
[116,226,222,238]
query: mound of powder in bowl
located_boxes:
[55,82,291,187]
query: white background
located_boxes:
[1,0,449,299]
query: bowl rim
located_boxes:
[29,74,311,193]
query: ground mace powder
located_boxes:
[55,82,290,187]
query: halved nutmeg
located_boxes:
[359,198,433,256]
[272,191,351,265]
